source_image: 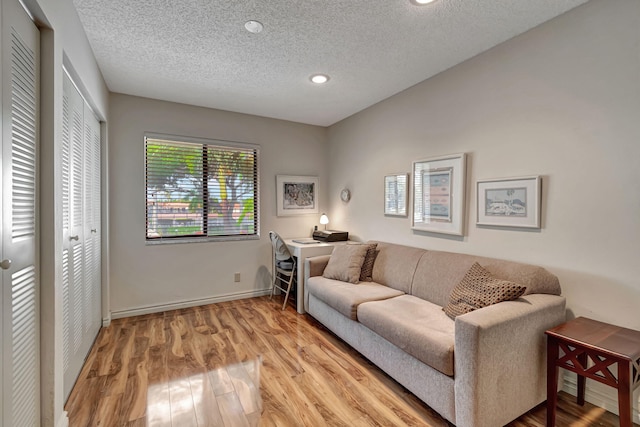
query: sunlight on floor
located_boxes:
[147,357,263,424]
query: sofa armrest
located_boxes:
[305,255,331,278]
[454,294,566,427]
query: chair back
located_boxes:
[269,231,292,261]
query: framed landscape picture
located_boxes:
[276,175,319,216]
[476,176,541,228]
[412,153,466,236]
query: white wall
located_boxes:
[327,0,639,418]
[108,93,327,316]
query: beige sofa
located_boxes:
[305,241,565,427]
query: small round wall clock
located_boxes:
[340,188,351,202]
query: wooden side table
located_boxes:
[546,317,640,427]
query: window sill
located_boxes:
[145,234,260,245]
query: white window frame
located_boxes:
[144,133,260,244]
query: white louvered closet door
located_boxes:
[83,102,101,346]
[1,0,40,426]
[62,72,101,400]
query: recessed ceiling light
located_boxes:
[310,74,330,84]
[244,20,263,34]
[411,0,436,5]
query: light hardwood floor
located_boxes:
[65,296,635,426]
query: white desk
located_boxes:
[284,239,346,314]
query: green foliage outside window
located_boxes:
[145,136,259,240]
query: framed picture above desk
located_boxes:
[284,239,346,314]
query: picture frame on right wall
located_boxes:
[476,176,541,229]
[384,173,409,217]
[412,153,466,236]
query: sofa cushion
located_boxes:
[411,250,561,307]
[359,243,378,282]
[443,262,527,320]
[358,295,455,376]
[307,276,404,320]
[323,244,369,284]
[369,241,426,293]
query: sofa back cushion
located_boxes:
[369,241,426,293]
[411,250,561,307]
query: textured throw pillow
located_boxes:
[443,262,526,319]
[323,244,369,284]
[359,243,378,282]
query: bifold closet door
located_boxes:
[82,102,101,348]
[62,72,101,400]
[1,0,41,425]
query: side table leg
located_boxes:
[617,361,632,427]
[577,351,587,406]
[546,336,559,427]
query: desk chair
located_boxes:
[269,231,297,310]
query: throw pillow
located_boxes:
[359,243,378,282]
[443,262,526,320]
[323,244,369,284]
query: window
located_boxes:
[145,135,259,241]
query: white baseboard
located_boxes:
[102,315,111,327]
[110,288,272,319]
[562,373,640,423]
[56,411,69,427]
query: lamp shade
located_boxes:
[319,213,329,225]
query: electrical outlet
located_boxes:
[234,272,241,282]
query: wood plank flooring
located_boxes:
[65,296,635,426]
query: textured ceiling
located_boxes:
[73,0,589,126]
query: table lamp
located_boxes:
[319,213,329,230]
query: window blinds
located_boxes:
[145,136,259,240]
